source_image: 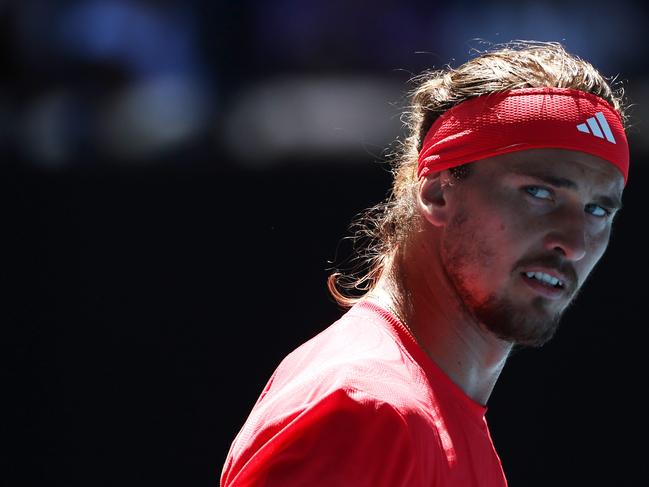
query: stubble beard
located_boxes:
[441,210,567,348]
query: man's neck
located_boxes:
[371,258,513,406]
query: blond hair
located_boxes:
[327,40,629,307]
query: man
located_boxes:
[221,41,629,486]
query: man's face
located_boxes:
[440,148,625,346]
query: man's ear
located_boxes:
[418,172,451,227]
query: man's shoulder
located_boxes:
[264,304,430,414]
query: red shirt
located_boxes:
[221,300,508,486]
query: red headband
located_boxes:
[417,88,629,184]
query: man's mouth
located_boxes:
[522,271,564,289]
[520,271,568,300]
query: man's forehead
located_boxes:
[486,149,624,190]
[474,149,625,210]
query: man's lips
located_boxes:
[520,266,571,288]
[518,263,581,300]
[516,253,579,289]
[520,271,566,299]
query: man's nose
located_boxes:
[542,207,587,261]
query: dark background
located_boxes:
[5,1,648,486]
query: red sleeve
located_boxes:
[222,388,433,487]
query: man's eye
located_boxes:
[585,203,610,218]
[524,186,553,200]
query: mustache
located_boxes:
[514,254,579,290]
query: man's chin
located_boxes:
[474,297,563,347]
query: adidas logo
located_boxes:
[576,112,616,144]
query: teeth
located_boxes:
[524,271,563,288]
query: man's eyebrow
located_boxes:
[510,170,623,211]
[511,170,578,190]
[596,194,623,212]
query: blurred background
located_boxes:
[5,1,648,486]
